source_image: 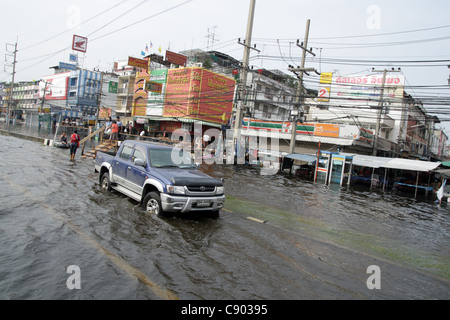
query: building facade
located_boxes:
[113,60,137,120]
[68,69,103,115]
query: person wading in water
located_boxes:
[70,130,80,161]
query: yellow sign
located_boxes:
[320,72,333,84]
[132,106,147,117]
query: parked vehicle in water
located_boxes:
[94,140,225,215]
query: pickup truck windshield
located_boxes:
[150,149,196,168]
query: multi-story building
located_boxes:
[113,60,137,120]
[431,128,448,161]
[67,69,103,115]
[0,81,40,119]
[0,83,4,112]
[246,69,297,121]
[13,81,40,110]
[403,97,431,159]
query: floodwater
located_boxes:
[0,127,449,300]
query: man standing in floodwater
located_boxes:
[70,130,80,161]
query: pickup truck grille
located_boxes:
[187,186,215,192]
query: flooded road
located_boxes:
[0,131,449,300]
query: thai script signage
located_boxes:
[163,67,236,124]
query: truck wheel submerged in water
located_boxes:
[100,172,112,192]
[142,191,164,215]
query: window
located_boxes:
[119,145,134,160]
[132,149,147,163]
[149,149,194,168]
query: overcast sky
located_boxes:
[1,0,450,132]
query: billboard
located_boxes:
[165,50,187,66]
[99,107,112,119]
[39,72,70,100]
[314,123,340,138]
[147,69,168,117]
[242,118,368,140]
[132,69,150,117]
[163,67,236,124]
[128,56,148,70]
[318,72,332,102]
[329,74,405,106]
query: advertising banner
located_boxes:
[163,68,192,118]
[314,123,340,138]
[144,80,163,93]
[318,72,333,102]
[132,69,150,117]
[128,56,148,70]
[108,81,118,93]
[133,106,147,117]
[99,107,112,119]
[40,73,70,100]
[147,69,168,117]
[59,62,77,70]
[163,67,236,124]
[197,69,235,124]
[165,50,187,66]
[329,74,405,106]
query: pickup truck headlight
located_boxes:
[167,185,185,195]
[216,186,224,195]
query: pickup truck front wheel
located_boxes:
[142,192,164,216]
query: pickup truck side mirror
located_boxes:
[134,158,146,167]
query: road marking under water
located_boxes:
[246,216,267,224]
[5,177,179,300]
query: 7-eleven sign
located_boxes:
[282,122,292,133]
[72,35,88,53]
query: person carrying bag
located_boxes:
[70,130,81,162]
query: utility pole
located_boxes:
[233,0,257,155]
[6,42,18,130]
[288,19,316,154]
[95,71,104,129]
[371,68,401,156]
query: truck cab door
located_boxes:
[126,146,148,195]
[113,143,134,186]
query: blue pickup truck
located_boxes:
[94,140,225,215]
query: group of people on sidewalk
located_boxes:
[104,116,122,141]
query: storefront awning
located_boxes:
[382,158,441,172]
[348,154,392,168]
[342,153,441,172]
[285,153,317,164]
